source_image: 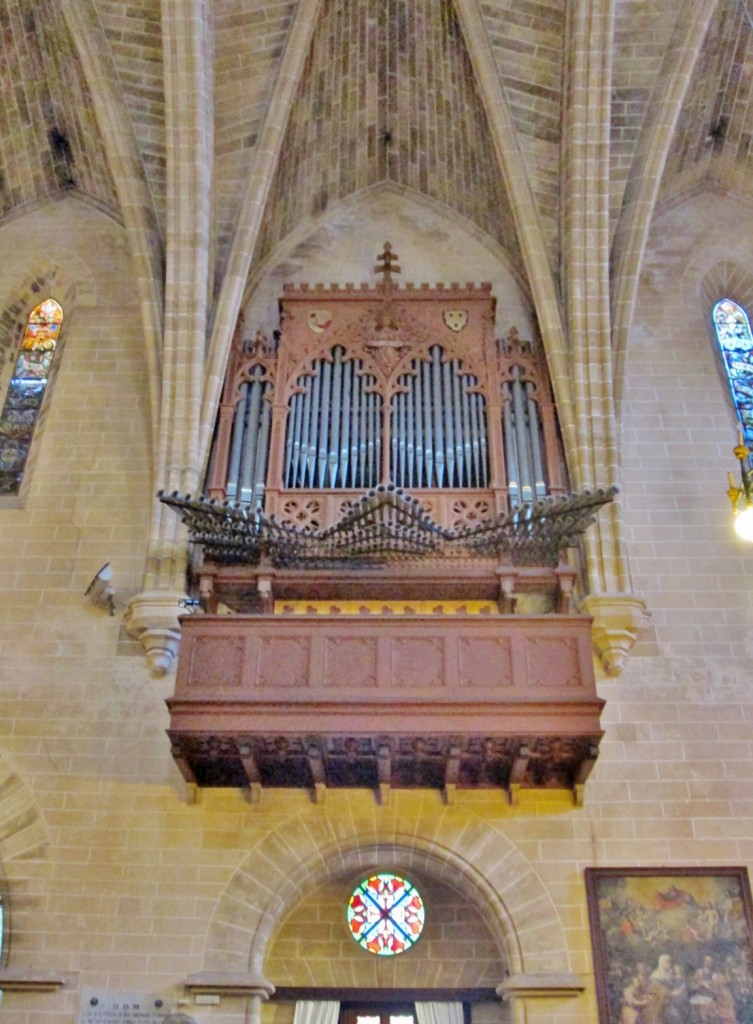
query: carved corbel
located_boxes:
[124,590,186,677]
[580,593,650,677]
[377,742,391,806]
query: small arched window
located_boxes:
[712,298,753,443]
[0,298,63,495]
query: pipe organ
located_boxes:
[168,248,605,799]
[207,245,564,535]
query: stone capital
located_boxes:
[497,973,585,999]
[182,972,275,998]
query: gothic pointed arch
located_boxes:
[60,0,164,448]
[611,0,722,409]
[201,0,574,485]
[254,0,521,274]
[700,260,753,437]
[0,297,64,495]
[0,260,88,502]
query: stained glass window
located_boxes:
[0,298,63,495]
[347,873,425,956]
[713,298,753,445]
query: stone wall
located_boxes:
[1,189,753,1024]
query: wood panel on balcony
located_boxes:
[168,613,602,801]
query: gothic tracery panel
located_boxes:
[206,246,566,534]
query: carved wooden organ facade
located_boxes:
[167,247,605,801]
[206,246,564,548]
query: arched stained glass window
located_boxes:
[0,298,63,495]
[347,873,425,956]
[713,298,753,445]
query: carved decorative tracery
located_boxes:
[206,245,566,530]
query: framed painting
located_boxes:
[585,867,753,1024]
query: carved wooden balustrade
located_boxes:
[168,611,602,803]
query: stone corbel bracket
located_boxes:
[580,593,650,677]
[497,973,585,1000]
[124,590,187,677]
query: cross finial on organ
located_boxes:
[375,242,401,287]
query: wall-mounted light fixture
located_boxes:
[728,427,753,541]
[84,562,115,614]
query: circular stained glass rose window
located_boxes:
[347,873,425,956]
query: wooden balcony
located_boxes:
[168,612,603,802]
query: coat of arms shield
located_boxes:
[443,309,468,332]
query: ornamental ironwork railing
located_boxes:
[160,483,616,569]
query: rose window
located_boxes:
[347,873,425,956]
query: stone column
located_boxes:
[561,0,648,673]
[126,0,214,675]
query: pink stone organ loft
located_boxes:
[167,246,605,801]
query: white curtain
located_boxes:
[294,1001,340,1024]
[415,1003,464,1024]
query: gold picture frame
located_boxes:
[585,867,753,1024]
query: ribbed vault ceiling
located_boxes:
[0,0,119,219]
[254,0,521,270]
[1,0,752,294]
[659,0,753,206]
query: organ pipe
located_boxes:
[239,369,264,501]
[432,348,445,486]
[442,354,455,485]
[340,358,351,487]
[512,370,533,503]
[476,394,489,488]
[329,350,342,486]
[398,390,407,484]
[387,346,489,489]
[460,370,472,487]
[252,396,272,504]
[470,386,482,485]
[391,393,400,486]
[502,367,547,508]
[317,358,332,488]
[452,364,464,486]
[285,387,302,488]
[423,361,434,484]
[307,368,321,486]
[217,336,553,514]
[226,381,249,499]
[526,381,547,498]
[503,386,519,506]
[298,375,312,485]
[414,368,424,488]
[284,349,381,490]
[349,362,360,488]
[406,382,415,489]
[225,368,271,507]
[359,381,368,485]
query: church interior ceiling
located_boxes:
[0,0,751,298]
